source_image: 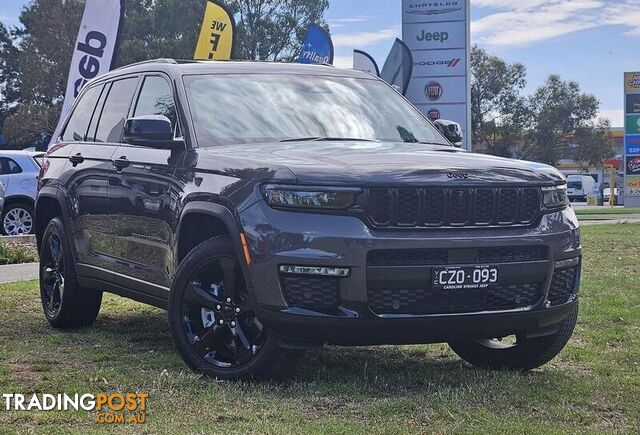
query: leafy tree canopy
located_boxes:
[0,0,329,148]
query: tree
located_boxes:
[1,0,84,148]
[1,0,330,148]
[116,0,329,66]
[0,22,21,130]
[572,118,616,169]
[233,0,329,61]
[523,74,608,166]
[470,46,527,157]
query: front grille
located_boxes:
[281,276,339,310]
[368,283,542,315]
[365,187,542,228]
[368,246,548,266]
[548,266,579,306]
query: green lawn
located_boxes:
[0,225,639,433]
[574,208,640,216]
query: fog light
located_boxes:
[279,265,350,277]
[555,257,580,269]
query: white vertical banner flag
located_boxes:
[353,50,379,77]
[49,0,124,147]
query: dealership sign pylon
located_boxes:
[624,72,640,207]
[402,0,471,150]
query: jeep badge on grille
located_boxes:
[447,172,469,179]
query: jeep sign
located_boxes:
[402,0,470,149]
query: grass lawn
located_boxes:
[574,208,640,216]
[0,225,638,433]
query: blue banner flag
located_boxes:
[298,25,334,65]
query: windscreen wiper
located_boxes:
[402,139,450,146]
[280,137,376,143]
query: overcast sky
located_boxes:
[3,0,640,127]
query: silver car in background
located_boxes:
[0,150,43,235]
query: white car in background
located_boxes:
[0,182,5,221]
[0,151,43,235]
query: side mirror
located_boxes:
[124,115,182,150]
[434,119,463,148]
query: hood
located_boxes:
[202,141,565,185]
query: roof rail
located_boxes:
[112,58,178,71]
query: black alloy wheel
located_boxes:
[181,257,266,368]
[39,217,102,329]
[40,233,65,318]
[169,236,301,380]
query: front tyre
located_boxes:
[448,303,578,371]
[39,217,102,328]
[168,236,301,380]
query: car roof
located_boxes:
[0,150,42,158]
[93,59,375,83]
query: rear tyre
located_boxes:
[39,217,102,328]
[2,202,34,235]
[168,236,302,380]
[448,303,578,371]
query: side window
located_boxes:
[133,76,178,132]
[95,78,139,143]
[7,159,22,174]
[61,85,103,141]
[0,158,23,175]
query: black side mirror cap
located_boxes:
[124,115,183,150]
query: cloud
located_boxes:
[333,56,353,69]
[332,25,400,48]
[472,0,640,46]
[598,109,624,128]
[329,16,370,28]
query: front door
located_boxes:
[107,75,181,289]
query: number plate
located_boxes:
[432,266,499,290]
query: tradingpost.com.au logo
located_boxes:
[3,392,149,424]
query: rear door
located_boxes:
[0,157,24,194]
[63,77,139,269]
[108,74,181,289]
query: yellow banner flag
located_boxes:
[194,1,235,60]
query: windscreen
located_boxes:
[567,181,582,189]
[183,73,449,147]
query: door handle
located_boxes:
[113,156,130,172]
[68,153,84,166]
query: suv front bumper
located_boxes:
[239,201,581,346]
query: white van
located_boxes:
[566,175,596,202]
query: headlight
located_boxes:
[262,185,361,210]
[542,184,568,209]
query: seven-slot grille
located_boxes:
[366,187,542,228]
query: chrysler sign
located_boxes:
[403,1,465,22]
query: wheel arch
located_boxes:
[175,201,248,271]
[3,194,35,208]
[34,189,66,252]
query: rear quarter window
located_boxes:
[62,85,104,142]
[0,157,23,175]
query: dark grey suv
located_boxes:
[35,59,581,379]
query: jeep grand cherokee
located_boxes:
[35,59,581,379]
